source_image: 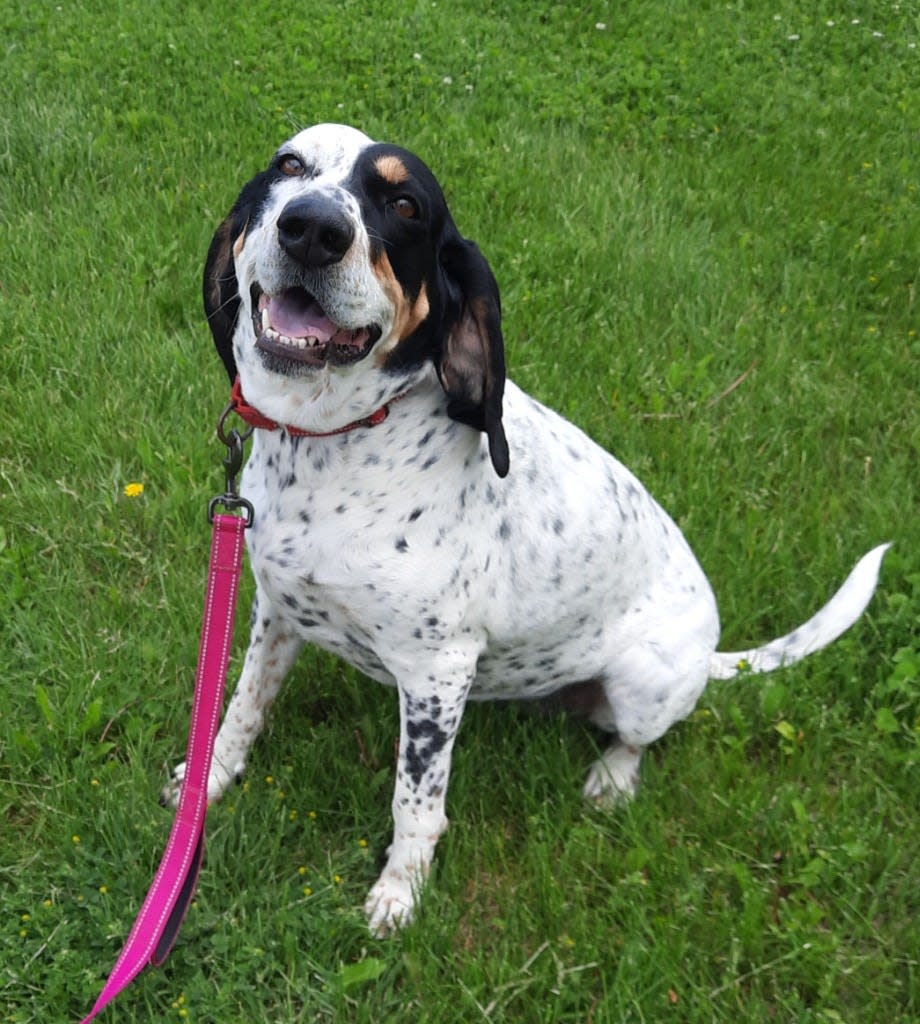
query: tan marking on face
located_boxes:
[372,251,430,364]
[375,154,410,184]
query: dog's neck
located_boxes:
[229,376,401,438]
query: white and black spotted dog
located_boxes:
[164,123,888,935]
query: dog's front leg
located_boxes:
[365,658,474,936]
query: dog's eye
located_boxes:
[390,196,418,220]
[278,154,306,177]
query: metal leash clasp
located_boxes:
[208,399,255,527]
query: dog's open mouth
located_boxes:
[251,284,381,370]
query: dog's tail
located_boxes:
[709,543,890,681]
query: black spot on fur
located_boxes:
[404,719,449,787]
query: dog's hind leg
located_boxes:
[581,639,713,806]
[553,681,644,804]
[163,587,303,806]
[583,739,644,805]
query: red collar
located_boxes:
[229,376,393,438]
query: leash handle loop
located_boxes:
[79,511,246,1022]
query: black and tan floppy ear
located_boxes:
[202,215,242,382]
[202,169,273,383]
[437,238,509,477]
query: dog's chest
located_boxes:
[240,422,487,679]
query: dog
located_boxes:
[164,123,888,935]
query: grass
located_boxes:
[1,0,918,1020]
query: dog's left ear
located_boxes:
[437,238,509,478]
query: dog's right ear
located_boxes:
[203,172,273,383]
[202,215,241,383]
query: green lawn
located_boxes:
[1,1,918,1021]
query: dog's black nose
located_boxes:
[277,195,355,268]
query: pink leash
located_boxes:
[80,412,252,1022]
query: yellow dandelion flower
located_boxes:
[71,835,81,845]
[124,482,144,498]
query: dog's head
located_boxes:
[204,123,508,476]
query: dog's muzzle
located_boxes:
[250,283,381,371]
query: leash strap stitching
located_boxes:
[79,513,245,1022]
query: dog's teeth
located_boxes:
[258,323,327,352]
[262,307,271,330]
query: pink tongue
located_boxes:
[266,289,336,343]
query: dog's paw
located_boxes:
[364,872,418,937]
[583,743,642,807]
[159,759,244,808]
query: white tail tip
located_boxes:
[710,543,890,681]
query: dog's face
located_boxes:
[204,123,509,475]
